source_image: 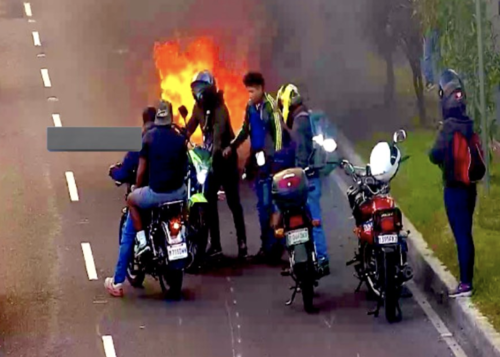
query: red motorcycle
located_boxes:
[339,130,412,323]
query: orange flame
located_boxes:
[153,37,249,143]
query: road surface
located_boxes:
[0,0,462,356]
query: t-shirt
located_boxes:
[140,126,187,193]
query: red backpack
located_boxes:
[452,132,486,184]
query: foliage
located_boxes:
[416,0,500,142]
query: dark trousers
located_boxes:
[444,185,477,286]
[206,160,247,250]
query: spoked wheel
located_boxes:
[383,251,402,323]
[118,209,145,288]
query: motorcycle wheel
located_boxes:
[294,262,316,313]
[119,210,145,288]
[383,251,402,323]
[159,265,183,300]
[186,204,209,272]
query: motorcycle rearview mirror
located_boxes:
[393,129,407,143]
[178,105,188,120]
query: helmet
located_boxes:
[191,70,217,105]
[369,141,401,183]
[439,69,466,118]
[155,100,173,126]
[276,84,302,121]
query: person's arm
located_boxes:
[185,105,200,139]
[136,134,150,187]
[230,104,250,150]
[292,114,313,167]
[429,126,449,165]
[110,152,139,183]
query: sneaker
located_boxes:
[316,258,330,278]
[426,83,436,91]
[104,277,124,297]
[134,243,150,257]
[449,283,473,298]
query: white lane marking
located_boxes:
[32,31,41,46]
[102,335,117,357]
[408,281,468,357]
[52,114,62,127]
[40,69,51,87]
[65,171,79,201]
[81,243,98,280]
[23,2,32,17]
[331,172,467,357]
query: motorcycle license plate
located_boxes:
[167,243,188,261]
[286,228,309,246]
[377,234,398,245]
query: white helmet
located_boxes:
[369,141,401,183]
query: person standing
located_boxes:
[429,69,486,298]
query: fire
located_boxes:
[153,37,249,144]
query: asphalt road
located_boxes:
[0,0,461,356]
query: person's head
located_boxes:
[191,70,217,109]
[243,72,265,104]
[276,83,302,122]
[154,100,174,126]
[142,106,156,134]
[438,69,467,119]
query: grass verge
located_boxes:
[357,130,500,331]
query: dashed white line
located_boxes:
[23,2,32,17]
[40,69,51,87]
[52,114,62,127]
[102,335,117,357]
[32,31,41,46]
[65,171,79,201]
[81,243,98,280]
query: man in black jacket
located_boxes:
[186,70,248,260]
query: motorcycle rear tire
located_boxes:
[383,251,402,323]
[160,267,183,300]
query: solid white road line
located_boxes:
[65,171,79,201]
[40,69,51,87]
[32,31,41,46]
[81,243,98,281]
[331,172,468,357]
[102,335,117,357]
[23,3,32,17]
[52,114,62,127]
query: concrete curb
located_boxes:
[335,130,500,357]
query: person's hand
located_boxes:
[223,146,232,158]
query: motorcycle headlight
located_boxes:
[323,138,337,152]
[312,135,324,145]
[197,169,208,185]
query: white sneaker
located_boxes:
[135,230,150,256]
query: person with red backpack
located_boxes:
[429,69,486,298]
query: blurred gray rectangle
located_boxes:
[47,127,142,152]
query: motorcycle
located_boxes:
[258,136,337,313]
[115,179,188,299]
[340,129,413,323]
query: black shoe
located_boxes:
[316,258,330,279]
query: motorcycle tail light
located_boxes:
[380,217,396,232]
[288,215,304,229]
[374,208,402,233]
[169,218,182,237]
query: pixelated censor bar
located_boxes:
[47,127,142,152]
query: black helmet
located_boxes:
[439,69,466,118]
[191,70,217,104]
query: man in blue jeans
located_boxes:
[276,83,330,277]
[105,100,188,297]
[223,72,294,264]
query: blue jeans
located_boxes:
[129,185,187,209]
[115,212,135,284]
[307,177,328,261]
[444,185,477,286]
[255,176,279,252]
[422,29,440,84]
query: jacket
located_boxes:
[186,91,237,169]
[288,104,313,171]
[230,93,286,158]
[429,115,474,186]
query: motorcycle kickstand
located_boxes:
[285,284,299,306]
[367,298,382,317]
